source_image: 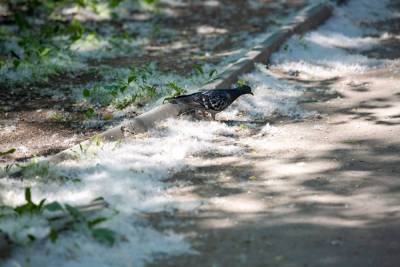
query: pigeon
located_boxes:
[166,85,253,120]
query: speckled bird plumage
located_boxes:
[167,85,253,119]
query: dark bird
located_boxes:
[166,85,253,120]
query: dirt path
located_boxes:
[148,2,400,267]
[1,1,399,266]
[0,0,309,163]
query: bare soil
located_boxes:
[0,0,309,163]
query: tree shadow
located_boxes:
[146,134,400,267]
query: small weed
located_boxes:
[249,175,257,181]
[16,159,50,179]
[0,148,16,157]
[3,163,14,174]
[14,188,46,215]
[238,124,249,131]
[85,107,96,119]
[0,188,115,246]
[151,23,161,38]
[49,112,67,122]
[162,82,187,103]
[90,135,103,147]
[236,79,248,87]
[193,64,204,76]
[298,35,308,49]
[166,82,187,97]
[85,65,158,111]
[208,69,218,78]
[283,44,291,52]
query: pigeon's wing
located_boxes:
[200,91,231,111]
[169,90,231,112]
[169,92,205,108]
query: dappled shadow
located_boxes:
[146,133,400,267]
[147,8,400,265]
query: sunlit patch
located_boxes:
[210,195,266,213]
[219,64,314,121]
[70,34,110,52]
[270,0,392,79]
[196,25,227,35]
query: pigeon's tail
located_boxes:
[163,92,197,105]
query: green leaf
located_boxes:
[13,59,21,69]
[65,204,84,221]
[119,84,128,94]
[83,89,91,98]
[109,90,117,97]
[85,107,95,119]
[193,64,204,75]
[44,202,64,212]
[39,47,51,58]
[109,0,123,8]
[143,0,157,5]
[14,202,36,215]
[38,199,46,210]
[4,164,14,174]
[88,217,108,228]
[68,19,84,41]
[236,79,247,87]
[141,84,156,98]
[14,13,30,29]
[28,234,36,242]
[166,82,186,96]
[25,188,32,203]
[128,73,137,84]
[49,228,58,243]
[74,0,86,7]
[0,148,16,157]
[208,69,217,78]
[91,196,105,202]
[92,228,116,246]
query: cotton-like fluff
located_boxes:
[0,118,240,267]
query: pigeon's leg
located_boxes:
[211,113,216,120]
[193,110,202,120]
[201,110,208,119]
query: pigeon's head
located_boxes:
[237,85,253,96]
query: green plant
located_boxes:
[83,65,156,111]
[49,111,66,122]
[191,64,218,82]
[3,163,14,174]
[14,188,46,215]
[162,82,187,103]
[0,148,16,157]
[0,189,116,246]
[283,44,291,52]
[113,95,137,110]
[16,159,50,179]
[64,203,117,246]
[298,35,308,49]
[166,82,186,97]
[193,64,204,75]
[236,79,248,87]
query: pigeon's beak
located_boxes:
[249,92,254,96]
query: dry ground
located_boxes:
[0,0,308,162]
[146,6,400,267]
